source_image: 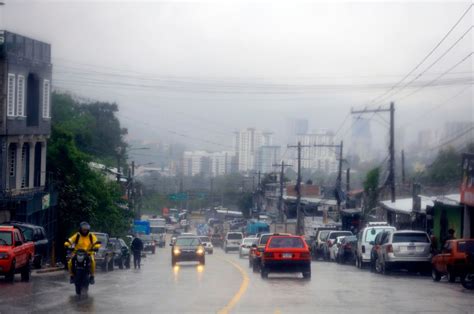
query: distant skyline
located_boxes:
[2,1,472,156]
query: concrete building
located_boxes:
[257,145,281,174]
[296,130,338,173]
[183,150,236,177]
[0,31,52,225]
[209,151,236,176]
[235,128,272,172]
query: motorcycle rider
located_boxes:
[64,222,100,284]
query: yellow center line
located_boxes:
[217,256,250,314]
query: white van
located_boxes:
[355,222,396,268]
[223,232,243,253]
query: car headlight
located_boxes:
[173,247,181,255]
[196,247,204,255]
[0,252,9,259]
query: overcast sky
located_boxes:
[2,0,472,153]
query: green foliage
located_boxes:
[49,92,132,241]
[237,192,254,218]
[363,167,380,218]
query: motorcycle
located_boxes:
[461,253,474,290]
[71,249,91,295]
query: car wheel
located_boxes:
[461,273,474,290]
[108,257,114,271]
[21,259,31,282]
[5,260,15,283]
[375,259,383,274]
[118,258,124,270]
[260,267,269,279]
[447,270,456,283]
[382,261,390,275]
[209,250,213,255]
[302,270,311,279]
[432,267,441,282]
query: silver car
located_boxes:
[376,230,432,274]
[239,237,258,258]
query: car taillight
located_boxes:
[256,251,261,256]
[264,252,274,258]
[300,252,310,259]
[386,244,393,253]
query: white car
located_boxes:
[356,222,396,268]
[199,236,214,254]
[239,237,258,258]
[223,232,243,253]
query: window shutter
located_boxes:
[7,74,16,117]
[17,75,25,117]
[42,79,50,118]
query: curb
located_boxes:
[35,267,65,274]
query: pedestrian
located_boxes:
[447,228,456,241]
[131,234,144,269]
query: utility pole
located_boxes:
[336,141,344,211]
[401,149,406,185]
[287,142,304,235]
[346,168,350,192]
[273,161,292,223]
[351,102,396,202]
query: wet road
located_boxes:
[0,247,473,313]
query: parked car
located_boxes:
[376,230,432,274]
[171,236,205,266]
[322,231,353,261]
[110,237,131,269]
[198,236,214,254]
[260,235,311,279]
[336,235,358,264]
[369,231,392,271]
[2,221,48,269]
[92,232,115,271]
[140,234,156,254]
[0,226,35,282]
[356,222,396,269]
[223,232,243,253]
[239,237,258,258]
[311,228,336,260]
[432,239,474,283]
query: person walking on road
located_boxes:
[131,235,144,269]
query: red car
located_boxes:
[260,235,311,279]
[432,239,474,283]
[0,226,35,282]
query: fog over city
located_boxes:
[2,0,472,156]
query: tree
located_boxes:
[362,167,380,222]
[237,192,254,218]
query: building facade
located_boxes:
[183,150,236,177]
[257,145,281,174]
[235,128,272,172]
[0,31,52,225]
[296,130,337,173]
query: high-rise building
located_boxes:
[235,128,273,172]
[350,117,373,162]
[209,151,236,176]
[296,130,338,172]
[257,146,281,174]
[182,151,236,177]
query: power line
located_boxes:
[428,126,474,151]
[364,3,473,106]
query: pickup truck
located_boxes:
[0,226,35,282]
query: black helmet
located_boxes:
[79,221,91,235]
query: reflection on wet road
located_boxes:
[0,247,473,313]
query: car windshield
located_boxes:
[392,233,429,243]
[329,232,352,240]
[243,238,257,244]
[175,237,200,246]
[199,237,210,242]
[20,227,33,241]
[458,241,474,254]
[227,233,242,240]
[365,228,393,242]
[268,237,305,248]
[0,231,12,245]
[94,234,108,246]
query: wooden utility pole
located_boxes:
[273,161,292,223]
[336,141,344,211]
[287,142,305,235]
[346,168,350,192]
[351,103,396,202]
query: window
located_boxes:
[42,79,51,118]
[392,233,429,243]
[7,73,15,117]
[17,75,25,116]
